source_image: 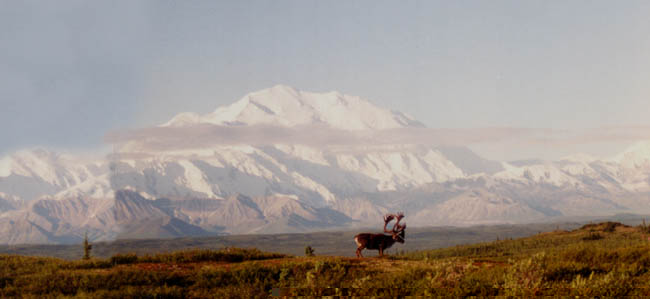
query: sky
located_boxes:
[1,1,650,160]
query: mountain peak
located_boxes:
[266,84,300,94]
[1,148,59,179]
[613,140,650,167]
[164,85,424,130]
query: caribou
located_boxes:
[354,212,406,258]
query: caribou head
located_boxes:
[354,212,406,258]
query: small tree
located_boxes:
[83,232,92,260]
[305,245,315,257]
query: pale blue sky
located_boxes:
[2,1,650,159]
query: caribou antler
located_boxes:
[382,213,406,233]
[383,214,395,233]
[393,212,406,233]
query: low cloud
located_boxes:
[104,124,650,162]
[105,123,560,152]
[511,126,650,147]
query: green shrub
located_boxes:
[305,246,315,257]
[110,253,138,265]
[603,222,621,233]
[140,247,286,264]
[583,232,604,241]
[638,219,650,234]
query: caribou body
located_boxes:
[354,213,406,258]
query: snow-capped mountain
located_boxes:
[0,149,98,200]
[163,85,423,130]
[1,85,650,244]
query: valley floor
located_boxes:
[2,222,650,297]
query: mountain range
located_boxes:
[1,85,650,244]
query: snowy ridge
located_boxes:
[614,141,650,168]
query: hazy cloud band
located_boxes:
[105,124,563,152]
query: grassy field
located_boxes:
[3,221,650,297]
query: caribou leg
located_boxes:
[356,246,365,258]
